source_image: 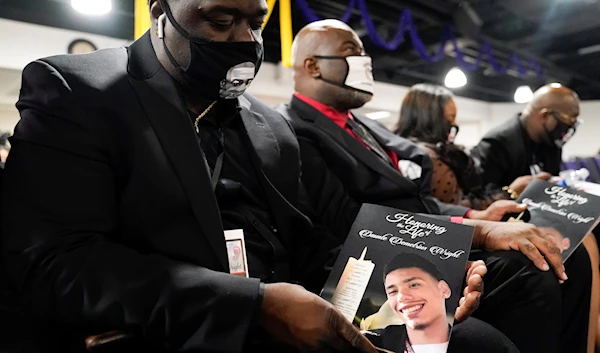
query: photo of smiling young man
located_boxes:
[364,253,453,353]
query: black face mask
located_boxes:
[545,112,579,148]
[158,0,263,100]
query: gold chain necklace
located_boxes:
[194,100,217,133]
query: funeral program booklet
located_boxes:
[517,179,600,262]
[321,203,474,353]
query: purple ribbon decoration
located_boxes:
[294,0,543,78]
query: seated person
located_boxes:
[393,83,546,215]
[0,1,514,353]
[278,19,592,353]
[470,84,580,194]
[2,1,380,352]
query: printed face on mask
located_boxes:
[220,62,256,99]
[544,110,581,148]
[156,0,266,100]
[447,125,459,143]
[309,29,374,110]
[444,99,458,143]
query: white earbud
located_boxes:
[157,13,166,39]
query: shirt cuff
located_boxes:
[255,282,265,315]
[450,216,464,224]
[243,282,266,349]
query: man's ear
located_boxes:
[304,58,321,79]
[439,280,451,299]
[150,0,164,23]
[539,108,552,123]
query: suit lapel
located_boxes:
[239,97,296,250]
[128,65,228,271]
[356,114,432,176]
[238,97,281,182]
[290,97,414,189]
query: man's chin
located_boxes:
[412,323,428,330]
[402,318,428,331]
[345,92,373,110]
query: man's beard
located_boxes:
[413,323,429,330]
[333,86,373,110]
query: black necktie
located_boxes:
[346,117,394,166]
[195,123,224,190]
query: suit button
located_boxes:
[272,227,278,233]
[253,220,259,227]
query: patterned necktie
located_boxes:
[346,117,394,167]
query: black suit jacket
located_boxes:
[2,33,317,352]
[471,115,562,189]
[277,97,468,239]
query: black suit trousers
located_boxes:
[471,248,591,353]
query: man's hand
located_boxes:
[466,220,567,283]
[454,260,486,323]
[259,283,377,353]
[509,172,552,195]
[468,201,527,221]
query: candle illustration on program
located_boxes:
[331,247,376,323]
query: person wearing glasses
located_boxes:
[471,83,581,197]
[394,83,530,216]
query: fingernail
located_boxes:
[559,279,565,284]
[520,204,527,208]
[562,272,568,281]
[542,262,550,271]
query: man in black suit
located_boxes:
[1,1,384,352]
[1,0,517,351]
[279,19,591,353]
[471,84,581,194]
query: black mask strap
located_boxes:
[313,56,349,87]
[157,0,197,41]
[158,18,197,93]
[312,55,373,95]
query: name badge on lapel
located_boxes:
[398,160,422,180]
[224,229,249,278]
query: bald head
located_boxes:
[525,84,580,118]
[291,20,358,67]
[522,84,581,145]
[291,19,373,111]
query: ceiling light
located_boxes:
[71,0,112,15]
[577,44,600,56]
[514,85,533,104]
[365,111,392,120]
[444,67,467,88]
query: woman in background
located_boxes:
[393,84,512,211]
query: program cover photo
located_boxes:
[321,203,475,353]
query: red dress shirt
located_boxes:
[294,93,400,170]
